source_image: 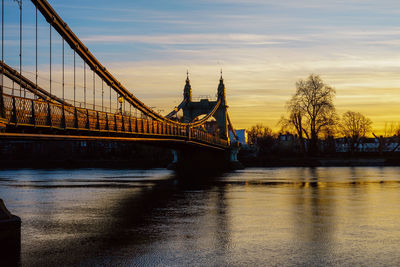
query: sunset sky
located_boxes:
[5,0,400,133]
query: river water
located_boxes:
[1,167,400,266]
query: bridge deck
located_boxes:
[0,94,229,150]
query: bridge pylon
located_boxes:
[166,72,244,175]
[182,73,229,140]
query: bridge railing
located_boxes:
[2,94,228,147]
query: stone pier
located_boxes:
[0,199,21,264]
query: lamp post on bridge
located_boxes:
[118,95,123,115]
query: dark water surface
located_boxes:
[1,167,400,266]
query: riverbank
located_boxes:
[240,155,400,167]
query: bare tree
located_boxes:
[247,124,276,158]
[247,124,273,145]
[281,74,337,154]
[279,99,306,152]
[340,111,372,153]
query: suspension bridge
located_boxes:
[0,0,241,170]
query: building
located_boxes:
[229,129,247,145]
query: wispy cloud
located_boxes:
[82,33,294,45]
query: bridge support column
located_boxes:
[171,150,178,164]
[230,145,239,162]
[0,199,21,264]
[168,146,243,177]
[168,148,228,177]
[229,141,244,170]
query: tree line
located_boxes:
[247,74,400,155]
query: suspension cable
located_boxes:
[84,61,86,108]
[49,23,52,95]
[62,38,64,101]
[17,0,22,97]
[101,80,104,112]
[116,92,118,114]
[227,112,238,140]
[73,50,76,106]
[1,0,3,98]
[189,99,222,127]
[35,5,38,99]
[92,70,95,109]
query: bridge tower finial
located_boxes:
[218,69,226,100]
[184,70,192,102]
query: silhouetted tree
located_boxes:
[246,124,276,158]
[279,101,306,153]
[247,124,273,146]
[281,74,337,155]
[320,124,338,154]
[340,111,372,153]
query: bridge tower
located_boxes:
[182,72,229,140]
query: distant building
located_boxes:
[334,137,400,153]
[278,133,295,142]
[277,133,297,150]
[229,129,247,145]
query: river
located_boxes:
[1,167,400,266]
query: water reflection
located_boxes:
[0,167,400,266]
[291,168,336,265]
